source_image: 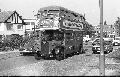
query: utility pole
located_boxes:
[99,0,105,76]
[33,10,36,32]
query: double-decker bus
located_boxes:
[32,6,86,61]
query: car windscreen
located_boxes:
[104,41,112,45]
[94,39,100,42]
[93,39,112,45]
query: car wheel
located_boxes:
[93,51,97,54]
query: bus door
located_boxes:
[65,30,75,53]
[74,31,83,51]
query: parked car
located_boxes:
[113,37,120,46]
[92,39,113,54]
[92,38,113,45]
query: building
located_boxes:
[94,24,116,38]
[23,19,37,31]
[0,11,25,38]
[23,19,37,36]
[83,21,94,37]
[114,17,120,37]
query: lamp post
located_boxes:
[99,0,105,76]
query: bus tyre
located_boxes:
[56,54,64,61]
[55,47,64,61]
[34,53,42,60]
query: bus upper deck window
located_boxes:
[66,33,71,36]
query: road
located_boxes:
[0,42,120,76]
[0,54,99,76]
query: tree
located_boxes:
[114,17,120,36]
[83,21,94,37]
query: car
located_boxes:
[92,38,113,45]
[92,39,113,54]
[113,37,120,46]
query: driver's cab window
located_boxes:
[66,32,73,39]
[95,39,100,42]
[42,31,51,41]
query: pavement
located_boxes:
[0,50,20,60]
[85,69,115,76]
[84,55,119,76]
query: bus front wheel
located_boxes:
[34,52,42,60]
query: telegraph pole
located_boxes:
[99,0,105,76]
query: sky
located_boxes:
[0,0,120,26]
